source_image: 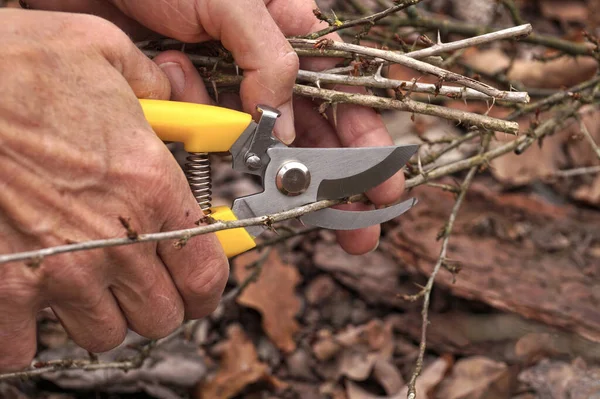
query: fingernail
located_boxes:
[368,239,380,253]
[275,101,296,145]
[159,62,185,96]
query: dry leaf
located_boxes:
[314,243,416,308]
[195,324,284,399]
[313,320,397,385]
[519,359,600,399]
[234,250,302,353]
[346,357,452,399]
[435,356,512,399]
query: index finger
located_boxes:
[108,0,299,145]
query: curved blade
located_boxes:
[316,145,418,200]
[299,198,417,230]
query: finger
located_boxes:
[158,203,230,320]
[43,253,128,352]
[108,0,299,145]
[51,291,128,353]
[25,0,154,40]
[152,50,214,104]
[109,243,185,339]
[334,203,381,255]
[0,274,38,371]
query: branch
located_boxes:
[294,84,520,134]
[303,0,424,40]
[550,165,600,178]
[289,38,514,99]
[297,70,530,103]
[404,24,532,59]
[0,196,353,265]
[405,100,583,188]
[404,134,490,399]
[372,12,593,57]
[0,358,141,381]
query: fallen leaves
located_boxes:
[436,357,512,399]
[519,359,600,399]
[195,324,285,399]
[233,250,302,353]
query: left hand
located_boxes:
[27,0,406,255]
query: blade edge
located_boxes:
[299,198,417,230]
[316,144,418,200]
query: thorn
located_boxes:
[212,80,219,103]
[332,102,338,129]
[374,64,385,82]
[235,64,240,76]
[437,30,442,45]
[315,79,321,89]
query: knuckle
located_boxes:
[137,297,184,340]
[277,50,300,82]
[73,14,129,49]
[78,323,127,353]
[184,250,229,304]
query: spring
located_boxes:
[185,152,212,214]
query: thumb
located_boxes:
[91,15,171,100]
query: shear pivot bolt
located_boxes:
[276,162,310,196]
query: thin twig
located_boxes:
[405,134,490,399]
[289,38,513,99]
[550,165,600,178]
[578,118,600,160]
[405,24,532,59]
[303,0,424,40]
[0,196,353,265]
[297,70,530,103]
[0,358,140,381]
[294,84,520,134]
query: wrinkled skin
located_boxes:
[0,0,406,371]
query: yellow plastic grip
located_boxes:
[139,99,253,153]
[211,206,257,257]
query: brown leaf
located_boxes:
[233,250,301,353]
[519,359,600,399]
[435,356,512,399]
[313,320,395,383]
[313,244,417,308]
[346,357,450,399]
[195,324,283,399]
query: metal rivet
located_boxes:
[276,162,311,196]
[245,153,262,170]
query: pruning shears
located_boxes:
[139,99,419,257]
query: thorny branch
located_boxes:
[404,134,491,399]
[305,0,424,40]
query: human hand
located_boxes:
[0,9,229,371]
[27,0,407,255]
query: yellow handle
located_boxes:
[139,99,252,153]
[139,99,256,257]
[211,206,256,257]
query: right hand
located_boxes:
[0,9,229,371]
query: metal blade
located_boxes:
[316,144,418,200]
[299,198,417,230]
